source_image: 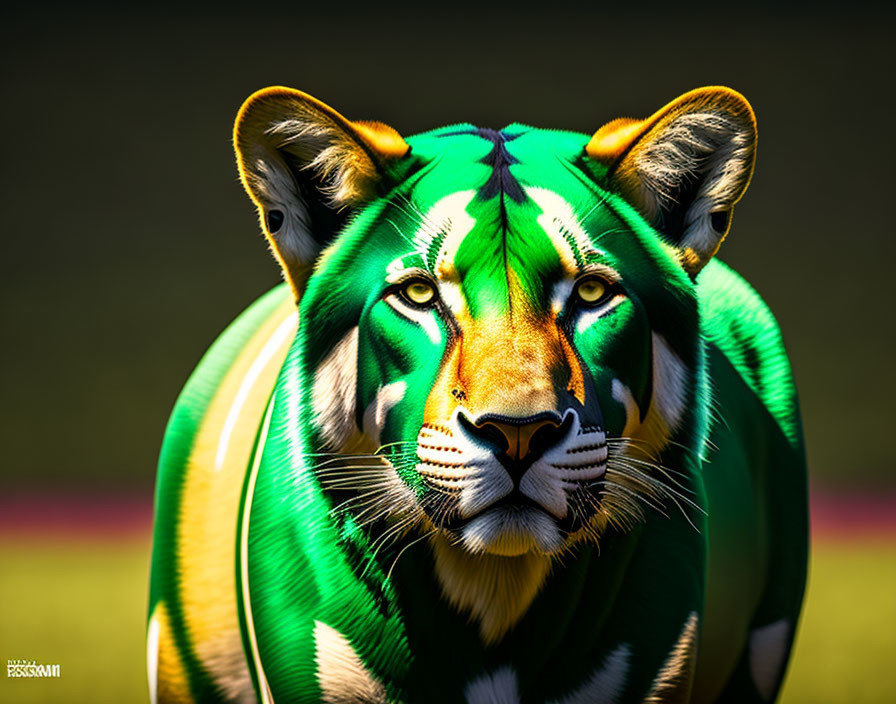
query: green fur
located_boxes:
[150,98,807,703]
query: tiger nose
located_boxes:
[475,417,562,461]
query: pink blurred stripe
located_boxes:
[0,489,894,540]
[0,491,153,539]
[810,489,896,540]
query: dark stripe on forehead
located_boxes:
[439,128,526,203]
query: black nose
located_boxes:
[459,412,570,482]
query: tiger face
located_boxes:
[235,85,755,639]
[342,143,658,561]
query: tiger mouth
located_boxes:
[441,490,547,530]
[450,502,569,557]
[438,486,602,536]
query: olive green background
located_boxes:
[2,6,895,704]
[2,3,894,492]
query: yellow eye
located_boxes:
[403,280,436,306]
[576,277,608,304]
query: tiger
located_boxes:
[147,85,808,704]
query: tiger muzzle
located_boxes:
[459,411,572,484]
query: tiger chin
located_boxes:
[148,85,808,704]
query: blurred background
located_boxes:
[2,2,894,701]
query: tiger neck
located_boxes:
[429,534,553,645]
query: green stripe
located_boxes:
[148,283,290,701]
[235,390,277,700]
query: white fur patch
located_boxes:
[456,464,515,519]
[314,620,389,704]
[216,312,298,470]
[461,505,563,556]
[410,190,477,269]
[312,327,359,449]
[651,333,688,433]
[438,279,466,316]
[527,187,603,269]
[384,294,442,344]
[362,381,407,448]
[575,293,626,333]
[146,611,160,704]
[549,644,630,704]
[550,279,575,316]
[385,256,419,283]
[611,379,640,438]
[465,666,521,704]
[749,619,790,701]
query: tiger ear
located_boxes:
[586,87,757,275]
[234,86,409,297]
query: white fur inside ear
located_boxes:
[271,118,375,205]
[635,111,753,263]
[312,327,359,449]
[238,100,386,285]
[249,157,317,276]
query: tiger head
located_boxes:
[235,86,756,640]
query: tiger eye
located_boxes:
[404,281,435,306]
[710,209,731,234]
[266,209,285,233]
[576,278,607,304]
